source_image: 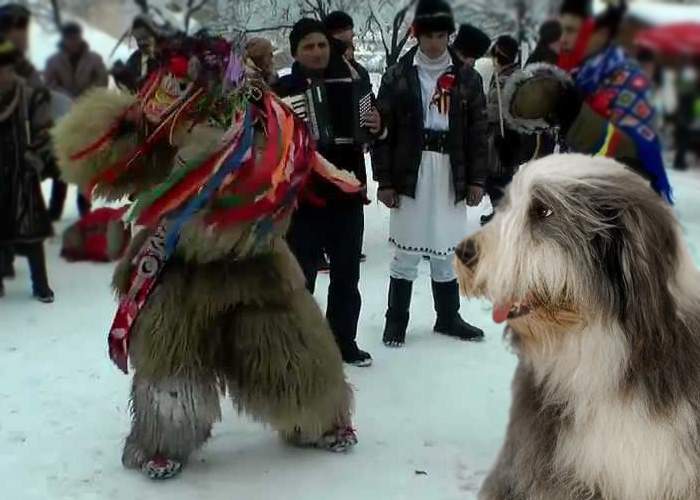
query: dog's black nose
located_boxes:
[456,238,477,265]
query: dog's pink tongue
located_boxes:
[492,303,512,324]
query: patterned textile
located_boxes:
[574,45,672,203]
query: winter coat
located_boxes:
[371,46,489,201]
[487,62,531,177]
[274,50,371,204]
[44,43,109,98]
[0,78,53,244]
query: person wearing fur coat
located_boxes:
[52,36,359,480]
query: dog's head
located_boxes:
[456,154,685,353]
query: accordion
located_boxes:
[281,78,373,149]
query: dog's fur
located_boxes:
[456,154,700,500]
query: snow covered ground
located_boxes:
[3,161,700,500]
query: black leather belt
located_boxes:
[422,129,449,153]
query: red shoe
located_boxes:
[143,455,183,480]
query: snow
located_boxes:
[3,158,700,499]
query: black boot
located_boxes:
[0,279,5,298]
[383,278,412,348]
[432,280,484,341]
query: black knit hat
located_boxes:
[61,21,82,37]
[289,18,328,56]
[413,0,455,36]
[538,19,562,46]
[324,11,353,34]
[491,35,519,66]
[560,0,592,18]
[453,24,491,60]
[0,3,30,34]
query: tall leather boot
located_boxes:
[432,280,484,341]
[382,278,413,348]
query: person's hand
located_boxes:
[366,107,382,135]
[466,185,484,207]
[377,187,399,208]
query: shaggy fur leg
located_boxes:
[122,373,221,478]
[223,290,356,452]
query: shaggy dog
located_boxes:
[455,154,700,500]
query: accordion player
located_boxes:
[280,76,374,149]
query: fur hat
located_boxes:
[289,18,328,56]
[324,11,353,34]
[453,24,491,60]
[413,0,455,36]
[560,0,592,18]
[491,35,519,66]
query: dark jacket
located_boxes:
[44,43,109,98]
[371,46,489,202]
[0,79,53,244]
[274,52,369,204]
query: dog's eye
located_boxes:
[531,200,553,220]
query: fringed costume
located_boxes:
[52,35,360,480]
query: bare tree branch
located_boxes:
[184,0,211,34]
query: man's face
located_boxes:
[560,14,583,54]
[295,32,330,72]
[418,31,450,60]
[133,27,155,55]
[6,26,28,54]
[63,33,83,55]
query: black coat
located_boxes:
[0,80,53,244]
[274,52,369,204]
[371,46,489,202]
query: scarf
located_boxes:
[575,45,672,204]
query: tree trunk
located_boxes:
[50,0,62,30]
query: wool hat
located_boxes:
[324,11,353,34]
[538,19,562,46]
[0,3,29,34]
[289,18,328,56]
[413,0,455,36]
[491,35,519,66]
[453,24,491,60]
[61,21,82,37]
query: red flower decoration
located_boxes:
[437,73,456,93]
[169,55,190,78]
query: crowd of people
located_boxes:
[0,0,688,368]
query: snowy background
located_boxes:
[2,1,700,498]
[2,160,700,500]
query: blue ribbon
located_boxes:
[163,105,255,256]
